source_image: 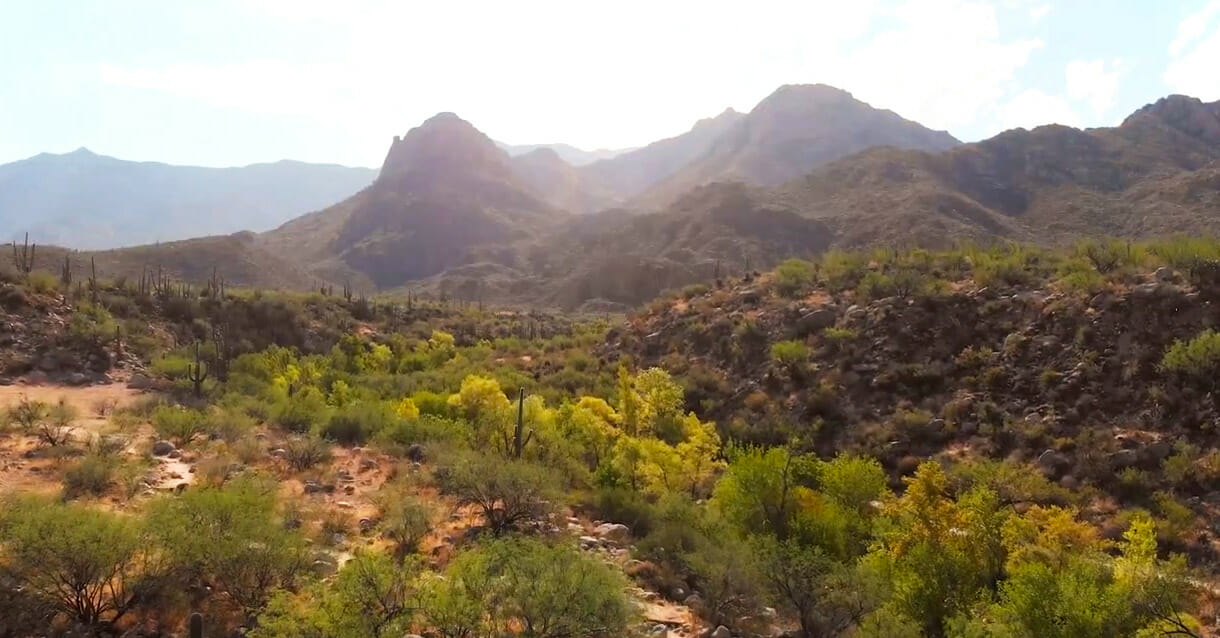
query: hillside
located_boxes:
[0,148,375,249]
[632,84,961,210]
[3,238,1220,637]
[262,113,564,290]
[576,107,746,206]
[774,94,1220,247]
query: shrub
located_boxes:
[63,454,116,498]
[322,400,401,445]
[377,492,435,559]
[1161,330,1220,383]
[770,340,810,368]
[774,259,816,298]
[283,436,332,471]
[0,497,158,627]
[151,405,207,445]
[26,270,60,294]
[5,396,48,434]
[437,452,559,534]
[272,387,328,433]
[147,477,308,613]
[36,398,76,446]
[447,537,634,638]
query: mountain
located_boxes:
[262,113,563,289]
[509,148,620,215]
[771,93,1220,247]
[577,108,745,206]
[0,148,375,249]
[631,84,961,209]
[496,142,634,166]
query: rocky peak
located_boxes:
[692,107,743,131]
[378,112,512,182]
[1123,95,1220,148]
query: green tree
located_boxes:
[147,477,308,613]
[449,537,634,638]
[0,497,169,628]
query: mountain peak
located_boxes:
[380,112,510,181]
[1123,95,1220,146]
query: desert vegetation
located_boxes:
[3,236,1220,636]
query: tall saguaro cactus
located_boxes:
[11,232,35,276]
[188,341,208,398]
[511,387,533,459]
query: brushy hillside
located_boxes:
[3,236,1220,637]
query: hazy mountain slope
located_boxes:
[577,108,745,203]
[496,142,633,166]
[632,84,961,210]
[263,113,564,289]
[0,148,375,249]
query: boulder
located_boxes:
[405,444,426,462]
[709,626,732,638]
[127,373,153,390]
[796,309,836,334]
[594,522,631,543]
[151,440,176,456]
[1155,266,1176,283]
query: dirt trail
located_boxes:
[0,381,144,430]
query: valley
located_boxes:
[5,79,1220,638]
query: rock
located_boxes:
[1155,266,1176,282]
[268,448,287,458]
[594,522,631,543]
[359,458,379,472]
[651,624,669,636]
[1110,449,1139,470]
[344,485,355,495]
[359,517,377,532]
[404,443,427,462]
[336,501,354,509]
[24,370,49,385]
[579,536,602,550]
[709,626,732,638]
[683,593,705,609]
[127,373,153,389]
[151,440,176,456]
[796,309,836,334]
[1036,449,1071,476]
[669,585,688,600]
[65,372,89,386]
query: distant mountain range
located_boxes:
[496,142,634,166]
[0,148,376,249]
[16,84,1220,310]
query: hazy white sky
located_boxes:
[2,0,1219,168]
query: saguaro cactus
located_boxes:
[11,232,35,276]
[189,612,203,638]
[60,253,72,286]
[188,341,208,398]
[512,387,533,459]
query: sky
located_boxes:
[2,0,1219,169]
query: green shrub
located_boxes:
[446,537,634,638]
[147,477,308,613]
[0,497,154,627]
[770,340,810,368]
[377,491,435,558]
[26,270,60,294]
[272,387,329,433]
[151,405,207,445]
[437,452,559,534]
[774,259,816,298]
[322,400,401,445]
[63,454,116,498]
[1161,330,1220,382]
